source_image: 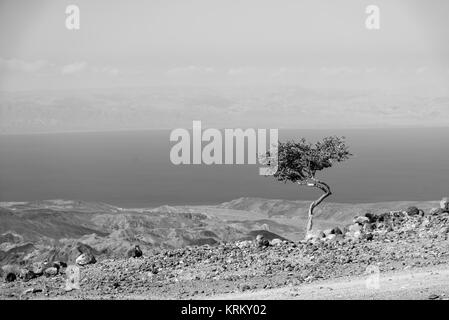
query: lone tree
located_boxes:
[264,136,352,236]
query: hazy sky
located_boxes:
[0,0,448,92]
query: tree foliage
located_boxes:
[273,136,352,183]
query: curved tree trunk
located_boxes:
[304,180,332,236]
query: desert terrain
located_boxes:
[1,197,448,300]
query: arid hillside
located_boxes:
[1,198,448,300]
[0,197,442,267]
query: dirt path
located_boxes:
[206,264,449,300]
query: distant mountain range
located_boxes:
[1,86,448,133]
[0,197,439,266]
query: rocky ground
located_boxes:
[1,201,449,300]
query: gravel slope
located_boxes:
[1,208,448,300]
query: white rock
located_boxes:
[440,197,449,210]
[326,234,336,241]
[348,224,362,233]
[353,216,369,224]
[270,238,283,246]
[76,253,96,266]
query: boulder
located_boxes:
[5,272,16,282]
[352,231,362,239]
[406,206,420,216]
[331,227,343,235]
[44,267,58,277]
[76,242,95,254]
[1,264,19,281]
[236,240,252,249]
[430,208,447,216]
[353,216,369,225]
[365,212,376,223]
[76,252,96,266]
[362,233,374,241]
[270,238,283,246]
[440,197,449,211]
[348,224,362,233]
[255,234,269,248]
[305,233,315,241]
[51,261,67,270]
[323,229,333,237]
[127,245,143,258]
[363,223,374,233]
[326,234,336,241]
[31,262,45,276]
[19,268,36,281]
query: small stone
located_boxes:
[439,226,449,234]
[238,283,251,292]
[363,233,374,241]
[22,287,42,295]
[428,294,440,300]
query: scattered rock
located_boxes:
[331,227,343,235]
[22,288,42,295]
[326,234,336,241]
[353,216,369,225]
[348,224,362,233]
[238,283,251,292]
[44,267,58,277]
[127,245,143,258]
[440,197,449,211]
[236,240,252,249]
[439,227,449,234]
[365,212,376,223]
[270,238,283,246]
[2,206,449,299]
[5,272,16,282]
[430,208,445,216]
[255,234,269,248]
[19,268,36,281]
[31,262,45,276]
[406,206,421,216]
[76,252,96,266]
